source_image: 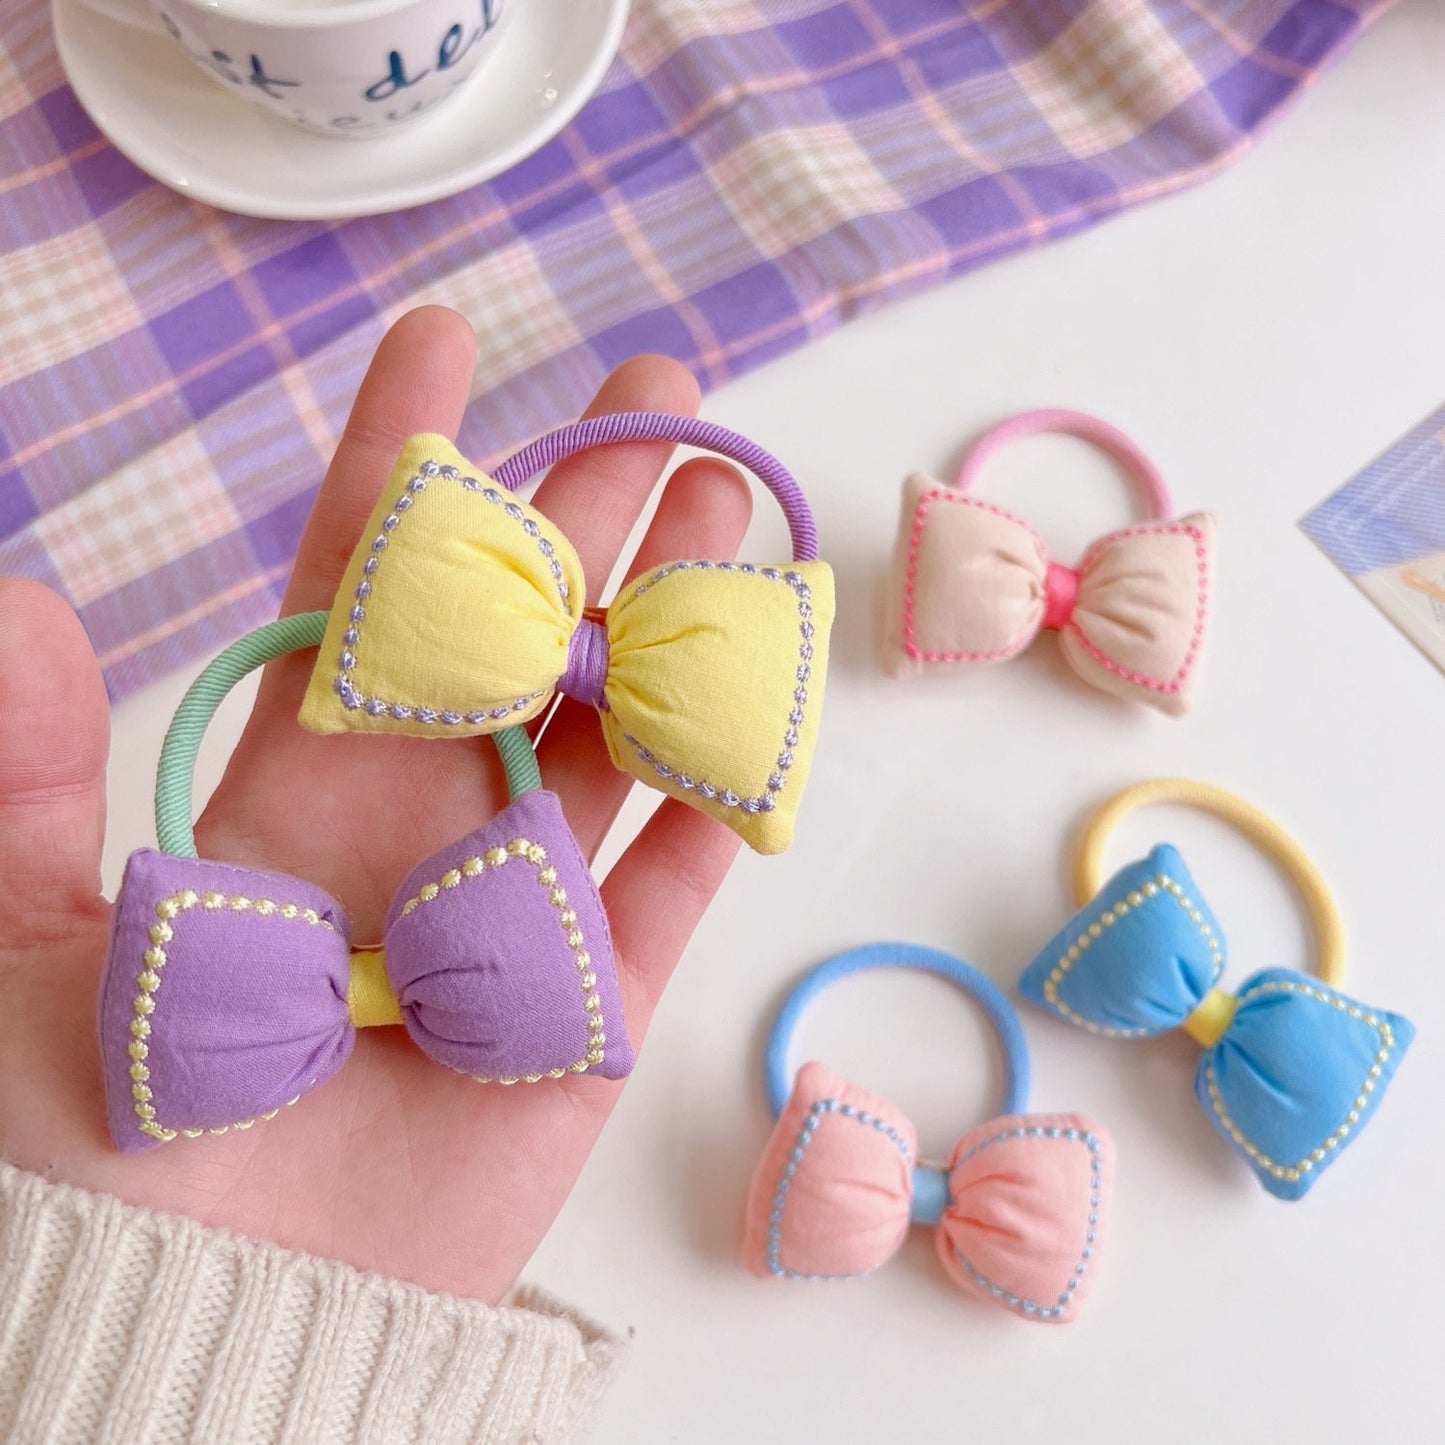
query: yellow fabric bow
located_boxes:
[300,435,834,853]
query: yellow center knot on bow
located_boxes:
[1181,987,1238,1048]
[347,949,401,1028]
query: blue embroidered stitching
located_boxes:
[766,1098,911,1281]
[333,461,565,723]
[947,1125,1103,1321]
[620,561,815,813]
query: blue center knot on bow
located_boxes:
[1018,843,1415,1200]
[910,1164,950,1225]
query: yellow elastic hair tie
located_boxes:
[1074,777,1345,989]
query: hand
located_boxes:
[0,307,750,1301]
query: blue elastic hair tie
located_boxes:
[764,942,1031,1224]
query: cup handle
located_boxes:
[72,0,169,34]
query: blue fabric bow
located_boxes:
[1018,844,1413,1200]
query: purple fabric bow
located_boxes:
[98,790,631,1151]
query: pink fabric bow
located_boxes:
[742,1062,1112,1322]
[890,473,1216,715]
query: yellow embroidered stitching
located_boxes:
[131,889,333,1142]
[1203,978,1395,1184]
[1042,874,1223,1037]
[397,836,604,1083]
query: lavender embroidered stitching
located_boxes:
[620,561,815,813]
[332,461,564,723]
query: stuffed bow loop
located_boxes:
[379,790,633,1085]
[597,559,834,855]
[937,1113,1111,1323]
[893,475,1049,666]
[1061,520,1214,714]
[299,433,586,738]
[742,1063,916,1280]
[99,851,355,1150]
[1195,968,1414,1200]
[1018,844,1225,1038]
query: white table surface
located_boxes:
[102,5,1444,1440]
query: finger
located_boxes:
[198,307,485,882]
[246,305,477,721]
[537,455,753,857]
[279,306,478,619]
[0,577,110,945]
[600,798,742,1036]
[617,455,754,590]
[528,354,701,605]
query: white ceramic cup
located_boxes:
[78,0,509,137]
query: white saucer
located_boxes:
[52,0,630,220]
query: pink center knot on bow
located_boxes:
[1041,560,1080,631]
[559,616,609,709]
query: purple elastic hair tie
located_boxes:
[493,412,819,563]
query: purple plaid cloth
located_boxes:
[0,0,1388,699]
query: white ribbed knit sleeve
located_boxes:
[0,1163,625,1443]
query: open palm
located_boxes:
[0,307,750,1302]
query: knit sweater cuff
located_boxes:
[0,1163,625,1443]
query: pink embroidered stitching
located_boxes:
[902,490,1049,663]
[1064,520,1210,693]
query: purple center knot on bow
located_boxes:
[560,617,609,709]
[1042,561,1080,632]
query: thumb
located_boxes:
[0,577,110,947]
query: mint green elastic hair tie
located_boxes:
[154,610,542,859]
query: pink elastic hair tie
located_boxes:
[887,407,1217,716]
